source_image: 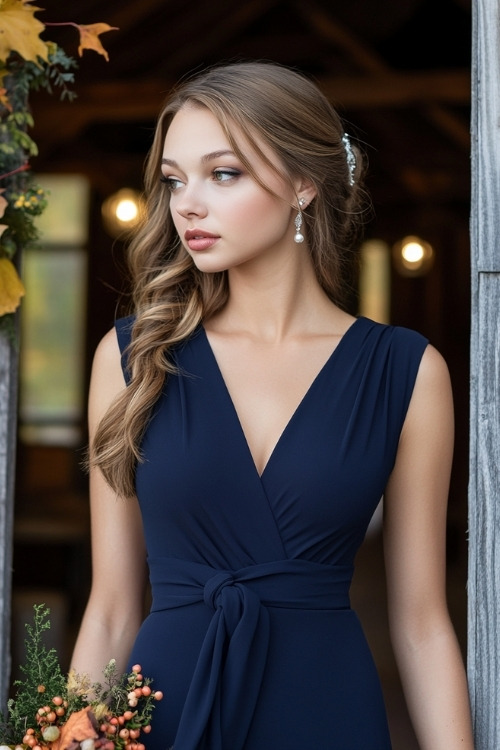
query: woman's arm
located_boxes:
[71,328,148,680]
[384,344,474,749]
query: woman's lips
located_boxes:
[185,229,220,252]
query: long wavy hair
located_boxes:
[90,60,368,497]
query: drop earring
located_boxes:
[294,198,306,244]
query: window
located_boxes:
[19,174,90,446]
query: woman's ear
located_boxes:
[295,177,317,209]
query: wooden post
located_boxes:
[468,0,500,745]
[0,329,18,709]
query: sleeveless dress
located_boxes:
[116,315,428,750]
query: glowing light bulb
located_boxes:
[116,199,139,223]
[102,188,144,237]
[401,240,425,265]
[392,235,434,276]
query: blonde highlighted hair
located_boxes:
[90,60,368,497]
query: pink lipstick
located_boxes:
[185,229,220,252]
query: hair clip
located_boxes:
[342,133,356,187]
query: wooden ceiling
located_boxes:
[30,0,471,221]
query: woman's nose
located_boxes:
[174,183,208,219]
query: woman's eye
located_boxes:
[160,175,183,191]
[212,169,240,183]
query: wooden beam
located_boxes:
[294,0,470,150]
[320,70,470,108]
[30,69,470,147]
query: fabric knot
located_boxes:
[204,571,235,610]
[148,556,353,750]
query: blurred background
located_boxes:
[12,1,471,747]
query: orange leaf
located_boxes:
[0,87,11,109]
[77,22,118,61]
[0,0,49,65]
[51,706,98,750]
[0,257,25,315]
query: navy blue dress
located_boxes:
[116,315,428,750]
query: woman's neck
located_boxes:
[207,252,345,343]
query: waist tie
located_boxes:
[148,557,353,750]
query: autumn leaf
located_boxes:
[0,69,11,108]
[0,0,49,65]
[0,86,10,109]
[0,189,7,218]
[77,22,118,61]
[51,706,98,750]
[0,257,25,315]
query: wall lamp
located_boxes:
[392,235,434,277]
[101,188,145,237]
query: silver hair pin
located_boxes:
[342,133,356,187]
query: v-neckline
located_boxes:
[200,317,364,480]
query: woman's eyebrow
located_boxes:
[161,150,237,167]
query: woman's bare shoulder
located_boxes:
[89,327,127,428]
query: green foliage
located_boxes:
[1,44,77,109]
[0,605,66,742]
[0,186,48,258]
[0,44,77,249]
[0,606,162,749]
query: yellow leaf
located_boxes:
[0,0,48,65]
[0,257,25,315]
[0,189,7,219]
[77,22,118,62]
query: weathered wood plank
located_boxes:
[468,0,500,745]
[470,0,500,272]
[468,274,500,746]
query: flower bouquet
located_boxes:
[0,605,162,750]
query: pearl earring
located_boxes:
[294,198,306,244]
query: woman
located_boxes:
[72,61,474,749]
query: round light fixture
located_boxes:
[102,188,145,237]
[392,235,434,277]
